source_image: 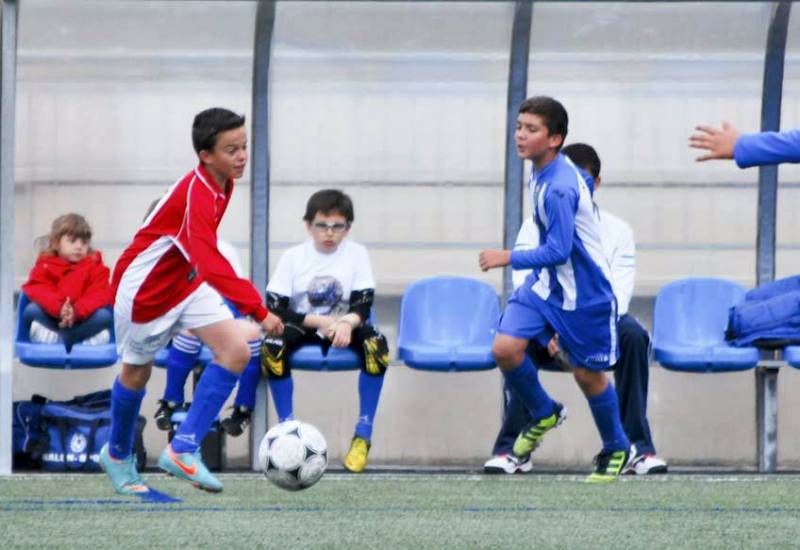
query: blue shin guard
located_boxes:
[268,377,294,423]
[163,334,203,404]
[355,370,385,441]
[233,341,262,410]
[171,363,237,454]
[109,377,146,460]
[502,355,555,422]
[588,383,630,453]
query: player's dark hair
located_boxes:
[562,143,601,180]
[303,189,354,223]
[518,96,568,151]
[192,107,246,154]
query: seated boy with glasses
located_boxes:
[221,189,390,473]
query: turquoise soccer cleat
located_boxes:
[158,445,223,493]
[98,444,150,496]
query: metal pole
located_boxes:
[755,0,790,474]
[502,1,532,301]
[0,0,18,477]
[249,0,276,471]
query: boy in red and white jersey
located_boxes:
[99,107,283,495]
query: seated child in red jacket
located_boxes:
[22,213,113,349]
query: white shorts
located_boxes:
[115,282,233,365]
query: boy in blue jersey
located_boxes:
[479,96,634,483]
[690,122,800,166]
[485,143,667,476]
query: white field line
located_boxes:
[3,473,800,484]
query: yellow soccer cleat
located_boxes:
[343,436,370,473]
[585,445,636,484]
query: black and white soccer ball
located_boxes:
[258,420,327,491]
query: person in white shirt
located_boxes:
[254,189,389,473]
[484,143,668,476]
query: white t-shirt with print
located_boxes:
[266,239,375,316]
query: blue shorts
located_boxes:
[497,286,619,370]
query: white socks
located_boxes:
[29,321,61,344]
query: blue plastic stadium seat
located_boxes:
[14,293,118,369]
[289,345,362,371]
[398,276,499,372]
[784,346,800,368]
[653,277,759,373]
[289,310,377,371]
[159,313,376,373]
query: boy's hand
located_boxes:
[328,320,353,348]
[547,334,573,372]
[260,311,284,337]
[317,315,337,333]
[689,121,739,161]
[546,335,560,357]
[479,249,511,272]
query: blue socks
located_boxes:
[163,334,203,404]
[171,362,237,454]
[109,377,146,460]
[233,340,262,410]
[355,370,385,441]
[587,383,630,453]
[502,355,555,421]
[268,377,294,422]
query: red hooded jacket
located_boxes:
[22,251,113,321]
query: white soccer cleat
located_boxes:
[81,329,111,346]
[483,453,533,474]
[626,453,668,475]
[29,321,61,344]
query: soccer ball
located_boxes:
[258,420,327,491]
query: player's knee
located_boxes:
[121,363,151,390]
[572,367,605,395]
[493,341,525,370]
[216,340,251,372]
[361,329,389,376]
[236,318,263,341]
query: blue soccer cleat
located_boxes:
[98,443,150,496]
[158,445,223,493]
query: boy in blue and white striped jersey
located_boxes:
[485,143,667,477]
[479,96,633,483]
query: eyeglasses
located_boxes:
[312,221,349,234]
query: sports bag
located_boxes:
[14,390,146,471]
[726,275,800,347]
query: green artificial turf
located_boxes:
[1,473,799,549]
